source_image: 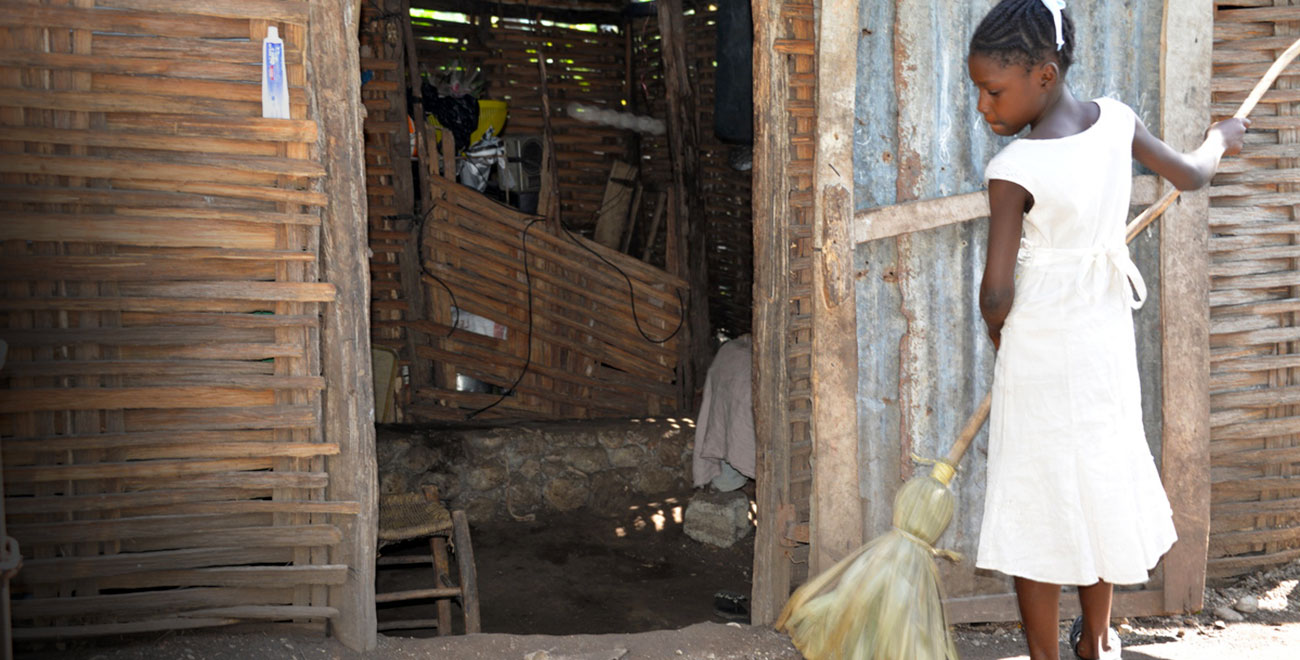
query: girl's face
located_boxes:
[967,53,1054,136]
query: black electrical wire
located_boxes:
[389,212,458,338]
[466,217,544,419]
[557,217,686,344]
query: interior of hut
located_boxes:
[354,0,761,635]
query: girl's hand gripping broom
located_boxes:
[776,36,1300,660]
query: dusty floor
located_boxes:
[19,488,1300,659]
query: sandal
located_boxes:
[1069,615,1123,659]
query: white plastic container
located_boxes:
[261,26,290,119]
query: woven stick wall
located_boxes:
[360,2,424,421]
[1208,1,1300,578]
[0,0,357,638]
[630,9,754,339]
[689,10,754,340]
[412,176,685,420]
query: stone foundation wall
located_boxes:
[377,418,695,522]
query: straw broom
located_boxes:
[776,36,1300,660]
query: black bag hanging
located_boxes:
[422,78,480,153]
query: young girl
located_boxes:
[967,2,1248,659]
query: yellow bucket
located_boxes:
[429,99,508,147]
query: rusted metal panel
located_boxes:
[853,0,1168,604]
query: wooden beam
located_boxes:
[309,0,377,651]
[393,0,432,397]
[945,588,1164,624]
[809,0,863,573]
[1158,0,1214,615]
[749,0,794,626]
[657,0,709,409]
[852,175,1161,245]
[409,0,620,25]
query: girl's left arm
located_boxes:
[1133,117,1250,191]
[981,179,1028,350]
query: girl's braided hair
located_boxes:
[970,0,1074,73]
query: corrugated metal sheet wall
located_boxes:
[851,0,1167,600]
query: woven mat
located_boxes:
[378,492,453,542]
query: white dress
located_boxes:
[975,97,1177,586]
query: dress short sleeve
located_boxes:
[1096,97,1138,143]
[983,143,1034,195]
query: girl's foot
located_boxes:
[1069,615,1122,659]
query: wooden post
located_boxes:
[657,0,709,409]
[1158,0,1213,614]
[398,0,433,393]
[749,0,794,626]
[1,419,12,660]
[808,0,863,574]
[536,53,562,229]
[310,0,378,650]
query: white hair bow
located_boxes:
[1041,0,1065,51]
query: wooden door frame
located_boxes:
[752,0,1212,623]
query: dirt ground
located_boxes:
[20,486,1300,659]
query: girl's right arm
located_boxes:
[981,179,1029,350]
[1132,117,1249,191]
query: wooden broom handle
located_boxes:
[1125,36,1300,242]
[945,36,1300,468]
[943,390,992,466]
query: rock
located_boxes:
[378,471,411,495]
[596,430,628,449]
[683,490,753,548]
[1213,619,1228,629]
[1118,623,1134,635]
[1213,606,1244,622]
[544,476,591,511]
[608,446,645,469]
[560,447,609,474]
[465,464,508,491]
[403,442,440,470]
[521,649,626,660]
[506,484,543,517]
[516,458,541,480]
[1183,617,1198,627]
[420,471,461,500]
[638,467,681,495]
[647,435,684,467]
[465,432,507,457]
[375,436,411,466]
[1233,594,1259,613]
[465,499,497,523]
[589,469,637,510]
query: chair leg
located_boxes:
[430,534,454,635]
[452,510,481,633]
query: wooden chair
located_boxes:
[376,487,480,634]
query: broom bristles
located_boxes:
[776,473,959,660]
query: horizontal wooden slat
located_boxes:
[11,617,240,641]
[0,3,251,37]
[92,565,348,592]
[102,0,311,24]
[15,546,295,583]
[0,146,324,179]
[117,281,336,302]
[0,48,260,82]
[0,387,276,413]
[0,213,278,249]
[11,587,290,620]
[3,457,277,483]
